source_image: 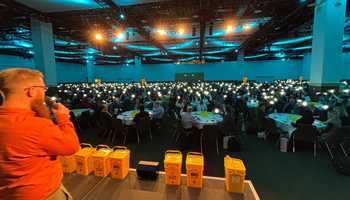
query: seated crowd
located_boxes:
[52,80,350,149]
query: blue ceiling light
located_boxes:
[125,59,134,64]
[28,50,34,54]
[179,57,197,62]
[120,14,125,20]
[142,52,162,57]
[169,50,198,55]
[204,47,235,54]
[0,45,19,49]
[55,39,80,46]
[167,40,196,50]
[272,36,312,45]
[150,58,173,62]
[291,46,312,51]
[55,56,80,60]
[55,50,82,55]
[208,39,240,47]
[13,40,33,48]
[244,53,268,59]
[205,56,224,60]
[85,47,98,54]
[262,46,283,52]
[83,55,94,60]
[124,44,159,51]
[274,52,287,58]
[100,54,121,58]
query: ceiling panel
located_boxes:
[15,0,102,12]
[112,0,169,6]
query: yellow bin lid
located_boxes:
[164,150,182,164]
[76,143,95,156]
[224,156,246,176]
[109,146,130,159]
[92,145,112,157]
[186,152,204,166]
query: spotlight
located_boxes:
[322,105,329,110]
[95,33,103,41]
[214,108,220,113]
[158,29,166,36]
[226,25,233,33]
[116,32,124,40]
[178,28,185,35]
[243,24,251,31]
[113,46,117,50]
[120,14,125,19]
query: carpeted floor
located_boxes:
[78,116,350,200]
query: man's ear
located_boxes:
[26,88,35,98]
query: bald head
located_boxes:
[0,68,44,97]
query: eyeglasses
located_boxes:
[25,85,48,92]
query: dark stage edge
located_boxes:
[63,169,260,200]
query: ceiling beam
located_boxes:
[238,0,315,55]
[95,0,174,60]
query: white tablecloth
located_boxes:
[71,108,93,117]
[247,100,259,108]
[117,109,153,125]
[268,113,327,137]
[191,111,223,129]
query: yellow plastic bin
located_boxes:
[224,155,246,193]
[186,152,204,188]
[75,143,96,176]
[59,155,76,173]
[164,150,183,186]
[92,145,113,177]
[109,146,130,180]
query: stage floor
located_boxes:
[63,169,260,200]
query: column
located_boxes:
[31,17,57,86]
[87,61,94,83]
[309,0,346,90]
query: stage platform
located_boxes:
[63,169,260,200]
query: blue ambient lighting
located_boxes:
[55,50,82,55]
[55,39,80,46]
[100,54,121,58]
[262,46,283,52]
[125,59,134,64]
[208,39,240,47]
[169,50,198,55]
[244,54,268,59]
[150,58,173,62]
[167,40,196,50]
[142,52,162,57]
[274,52,286,58]
[291,46,312,51]
[85,48,98,54]
[179,57,197,62]
[272,36,312,45]
[124,44,159,51]
[205,56,224,60]
[204,48,235,54]
[13,40,33,48]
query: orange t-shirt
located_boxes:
[0,107,80,200]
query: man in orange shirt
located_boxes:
[0,68,80,200]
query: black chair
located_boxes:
[325,126,350,158]
[201,125,219,154]
[135,116,152,144]
[291,124,319,157]
[78,111,92,130]
[217,117,242,155]
[109,118,128,145]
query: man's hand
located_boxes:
[52,103,70,116]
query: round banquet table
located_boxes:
[117,109,153,125]
[191,111,224,129]
[268,113,327,137]
[247,100,259,109]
